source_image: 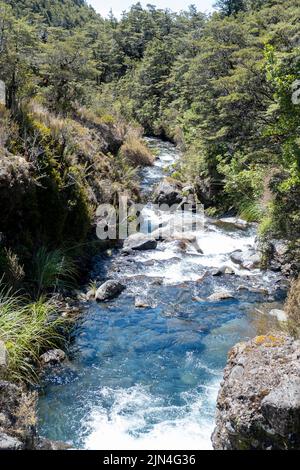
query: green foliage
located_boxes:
[0,284,66,383]
[30,246,78,297]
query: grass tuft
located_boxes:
[120,136,154,167]
[0,284,66,383]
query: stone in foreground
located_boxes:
[0,432,24,450]
[95,280,125,301]
[212,334,300,450]
[40,349,66,365]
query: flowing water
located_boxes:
[37,139,286,450]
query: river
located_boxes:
[37,138,286,450]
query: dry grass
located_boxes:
[120,135,154,167]
[285,275,300,337]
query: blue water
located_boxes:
[37,139,285,449]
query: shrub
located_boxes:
[0,285,66,383]
[119,136,154,167]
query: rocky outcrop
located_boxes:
[95,279,125,301]
[257,238,300,276]
[212,334,300,450]
[0,380,36,450]
[153,179,183,206]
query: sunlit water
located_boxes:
[37,139,286,449]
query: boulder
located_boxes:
[212,266,235,276]
[230,249,260,270]
[153,179,183,206]
[212,335,300,450]
[212,217,249,231]
[123,233,157,251]
[40,349,66,365]
[95,280,125,301]
[208,290,234,301]
[0,432,24,450]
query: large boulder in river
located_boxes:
[95,280,125,301]
[153,179,183,206]
[212,334,300,450]
[230,249,260,270]
[123,233,157,252]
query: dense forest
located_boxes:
[0,0,299,381]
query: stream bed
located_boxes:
[37,139,286,450]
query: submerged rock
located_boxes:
[34,437,72,450]
[123,233,157,252]
[212,334,300,450]
[135,296,152,308]
[95,279,125,301]
[40,349,66,365]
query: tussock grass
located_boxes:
[285,276,300,337]
[0,284,66,383]
[120,136,154,167]
[31,246,78,297]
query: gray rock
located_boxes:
[153,179,183,206]
[261,377,300,436]
[212,334,300,450]
[213,217,249,231]
[34,437,72,450]
[40,349,66,365]
[95,279,125,301]
[123,233,157,251]
[208,290,234,301]
[212,266,235,276]
[0,432,24,450]
[230,249,260,270]
[0,341,8,376]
